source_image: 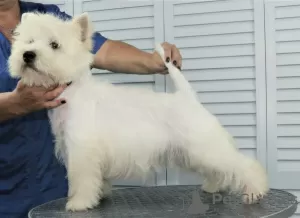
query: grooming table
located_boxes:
[28,185,298,218]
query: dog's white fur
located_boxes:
[8,12,269,211]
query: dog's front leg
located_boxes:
[65,142,104,211]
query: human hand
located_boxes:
[151,42,182,74]
[10,81,68,115]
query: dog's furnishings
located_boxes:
[28,185,297,218]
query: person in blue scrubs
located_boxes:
[0,1,182,217]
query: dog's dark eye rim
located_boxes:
[50,41,59,49]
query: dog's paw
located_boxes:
[241,191,265,204]
[66,196,99,212]
[102,180,112,198]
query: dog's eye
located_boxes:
[29,40,34,44]
[50,41,59,49]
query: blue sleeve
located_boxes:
[48,5,108,54]
[91,32,108,54]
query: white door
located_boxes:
[75,0,167,186]
[265,1,300,217]
[265,0,300,191]
[164,0,267,185]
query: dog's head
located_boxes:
[8,12,94,87]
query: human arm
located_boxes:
[0,81,67,123]
[0,92,20,123]
[92,40,182,74]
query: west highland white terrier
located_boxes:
[8,12,269,211]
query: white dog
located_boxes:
[8,12,269,211]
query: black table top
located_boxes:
[29,185,298,218]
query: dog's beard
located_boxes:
[22,62,57,86]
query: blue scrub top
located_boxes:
[0,1,107,217]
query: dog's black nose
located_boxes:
[23,51,36,63]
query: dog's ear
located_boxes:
[72,12,93,51]
[73,13,93,42]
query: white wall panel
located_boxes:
[265,3,300,218]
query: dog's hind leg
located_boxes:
[65,138,104,211]
[202,171,227,193]
[190,147,268,204]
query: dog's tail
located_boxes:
[155,43,197,100]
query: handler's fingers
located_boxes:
[44,85,67,101]
[15,80,26,91]
[170,45,182,70]
[43,99,66,109]
[161,42,172,63]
